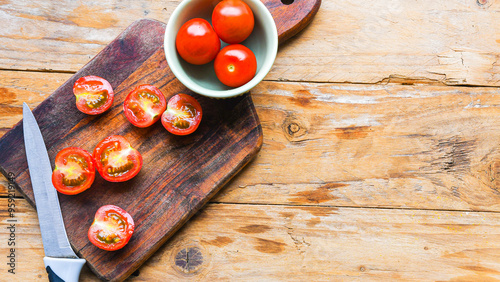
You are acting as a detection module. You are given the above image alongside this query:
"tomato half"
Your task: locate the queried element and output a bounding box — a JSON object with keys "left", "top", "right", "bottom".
{"left": 123, "top": 84, "right": 167, "bottom": 128}
{"left": 88, "top": 205, "right": 135, "bottom": 251}
{"left": 51, "top": 147, "right": 95, "bottom": 195}
{"left": 212, "top": 0, "right": 254, "bottom": 44}
{"left": 161, "top": 94, "right": 202, "bottom": 135}
{"left": 214, "top": 44, "right": 257, "bottom": 87}
{"left": 73, "top": 76, "right": 114, "bottom": 115}
{"left": 175, "top": 18, "right": 221, "bottom": 65}
{"left": 93, "top": 135, "right": 142, "bottom": 182}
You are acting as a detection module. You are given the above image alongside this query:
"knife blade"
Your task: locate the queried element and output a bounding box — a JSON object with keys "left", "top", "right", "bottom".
{"left": 23, "top": 103, "right": 86, "bottom": 282}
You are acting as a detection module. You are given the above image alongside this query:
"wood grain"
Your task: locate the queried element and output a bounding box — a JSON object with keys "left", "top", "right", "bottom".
{"left": 2, "top": 72, "right": 499, "bottom": 212}
{"left": 1, "top": 0, "right": 499, "bottom": 86}
{"left": 2, "top": 198, "right": 500, "bottom": 281}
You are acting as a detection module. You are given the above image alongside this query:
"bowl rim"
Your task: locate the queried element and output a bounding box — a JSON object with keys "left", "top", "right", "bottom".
{"left": 164, "top": 0, "right": 278, "bottom": 98}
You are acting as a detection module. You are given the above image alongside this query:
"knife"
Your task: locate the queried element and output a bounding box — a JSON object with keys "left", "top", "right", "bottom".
{"left": 23, "top": 103, "right": 86, "bottom": 282}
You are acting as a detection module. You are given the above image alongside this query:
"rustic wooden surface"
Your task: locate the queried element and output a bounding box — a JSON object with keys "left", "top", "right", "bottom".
{"left": 1, "top": 0, "right": 500, "bottom": 281}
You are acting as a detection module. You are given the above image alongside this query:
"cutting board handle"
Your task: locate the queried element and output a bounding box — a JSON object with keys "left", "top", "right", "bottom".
{"left": 264, "top": 0, "right": 321, "bottom": 44}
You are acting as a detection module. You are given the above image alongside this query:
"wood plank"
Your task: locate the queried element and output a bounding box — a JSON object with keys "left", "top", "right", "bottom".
{"left": 1, "top": 198, "right": 500, "bottom": 281}
{"left": 1, "top": 0, "right": 500, "bottom": 86}
{"left": 1, "top": 70, "right": 499, "bottom": 212}
{"left": 273, "top": 0, "right": 500, "bottom": 86}
{"left": 215, "top": 82, "right": 500, "bottom": 212}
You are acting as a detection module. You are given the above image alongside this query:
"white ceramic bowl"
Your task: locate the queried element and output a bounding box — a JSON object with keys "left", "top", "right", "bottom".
{"left": 165, "top": 0, "right": 278, "bottom": 98}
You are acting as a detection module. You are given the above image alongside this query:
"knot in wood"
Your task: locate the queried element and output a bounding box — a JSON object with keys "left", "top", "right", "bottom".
{"left": 174, "top": 247, "right": 204, "bottom": 274}
{"left": 282, "top": 116, "right": 308, "bottom": 142}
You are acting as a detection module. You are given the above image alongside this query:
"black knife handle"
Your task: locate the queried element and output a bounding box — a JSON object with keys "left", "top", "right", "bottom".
{"left": 46, "top": 266, "right": 65, "bottom": 282}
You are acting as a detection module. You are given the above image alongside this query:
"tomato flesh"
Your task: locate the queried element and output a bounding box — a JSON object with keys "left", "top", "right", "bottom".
{"left": 214, "top": 44, "right": 257, "bottom": 87}
{"left": 175, "top": 18, "right": 221, "bottom": 65}
{"left": 88, "top": 205, "right": 134, "bottom": 251}
{"left": 212, "top": 0, "right": 255, "bottom": 44}
{"left": 124, "top": 84, "right": 167, "bottom": 128}
{"left": 73, "top": 76, "right": 114, "bottom": 115}
{"left": 52, "top": 147, "right": 95, "bottom": 195}
{"left": 161, "top": 94, "right": 202, "bottom": 135}
{"left": 93, "top": 135, "right": 142, "bottom": 182}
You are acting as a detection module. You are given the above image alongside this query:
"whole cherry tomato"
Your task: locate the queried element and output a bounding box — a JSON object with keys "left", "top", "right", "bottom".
{"left": 73, "top": 76, "right": 114, "bottom": 115}
{"left": 214, "top": 44, "right": 257, "bottom": 87}
{"left": 51, "top": 147, "right": 95, "bottom": 195}
{"left": 212, "top": 0, "right": 254, "bottom": 44}
{"left": 93, "top": 135, "right": 142, "bottom": 182}
{"left": 123, "top": 84, "right": 167, "bottom": 128}
{"left": 161, "top": 94, "right": 202, "bottom": 135}
{"left": 175, "top": 18, "right": 221, "bottom": 65}
{"left": 88, "top": 205, "right": 135, "bottom": 251}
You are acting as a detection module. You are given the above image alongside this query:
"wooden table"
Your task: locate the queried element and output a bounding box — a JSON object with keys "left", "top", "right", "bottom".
{"left": 1, "top": 0, "right": 500, "bottom": 280}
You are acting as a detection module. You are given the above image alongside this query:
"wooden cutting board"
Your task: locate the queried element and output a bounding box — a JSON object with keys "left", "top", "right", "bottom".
{"left": 0, "top": 0, "right": 320, "bottom": 280}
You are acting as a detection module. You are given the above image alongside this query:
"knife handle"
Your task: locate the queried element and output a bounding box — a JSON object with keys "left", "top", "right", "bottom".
{"left": 44, "top": 257, "right": 86, "bottom": 282}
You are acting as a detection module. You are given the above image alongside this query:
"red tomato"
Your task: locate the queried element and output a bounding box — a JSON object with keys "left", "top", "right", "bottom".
{"left": 73, "top": 76, "right": 114, "bottom": 115}
{"left": 93, "top": 135, "right": 142, "bottom": 182}
{"left": 88, "top": 205, "right": 135, "bottom": 251}
{"left": 214, "top": 44, "right": 257, "bottom": 87}
{"left": 212, "top": 0, "right": 254, "bottom": 44}
{"left": 161, "top": 94, "right": 202, "bottom": 135}
{"left": 175, "top": 18, "right": 221, "bottom": 65}
{"left": 51, "top": 147, "right": 95, "bottom": 195}
{"left": 123, "top": 84, "right": 167, "bottom": 128}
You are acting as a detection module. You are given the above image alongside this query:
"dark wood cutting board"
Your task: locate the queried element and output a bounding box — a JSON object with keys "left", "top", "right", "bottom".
{"left": 0, "top": 0, "right": 320, "bottom": 280}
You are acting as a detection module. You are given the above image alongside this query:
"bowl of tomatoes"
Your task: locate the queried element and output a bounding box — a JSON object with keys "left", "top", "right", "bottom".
{"left": 164, "top": 0, "right": 278, "bottom": 98}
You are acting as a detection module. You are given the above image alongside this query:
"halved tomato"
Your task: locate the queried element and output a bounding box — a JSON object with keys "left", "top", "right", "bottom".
{"left": 51, "top": 147, "right": 95, "bottom": 195}
{"left": 161, "top": 94, "right": 203, "bottom": 135}
{"left": 93, "top": 135, "right": 142, "bottom": 182}
{"left": 123, "top": 84, "right": 167, "bottom": 128}
{"left": 73, "top": 76, "right": 114, "bottom": 115}
{"left": 88, "top": 205, "right": 135, "bottom": 251}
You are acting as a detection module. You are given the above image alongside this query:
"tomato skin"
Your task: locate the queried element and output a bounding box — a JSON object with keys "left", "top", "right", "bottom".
{"left": 73, "top": 76, "right": 114, "bottom": 115}
{"left": 161, "top": 94, "right": 202, "bottom": 136}
{"left": 88, "top": 205, "right": 135, "bottom": 251}
{"left": 176, "top": 18, "right": 221, "bottom": 65}
{"left": 214, "top": 44, "right": 257, "bottom": 88}
{"left": 93, "top": 135, "right": 142, "bottom": 182}
{"left": 123, "top": 84, "right": 167, "bottom": 128}
{"left": 212, "top": 0, "right": 254, "bottom": 44}
{"left": 51, "top": 147, "right": 95, "bottom": 195}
